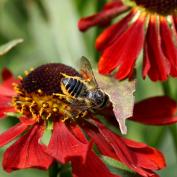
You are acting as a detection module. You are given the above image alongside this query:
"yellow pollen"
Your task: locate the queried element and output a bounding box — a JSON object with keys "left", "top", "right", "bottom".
{"left": 18, "top": 76, "right": 23, "bottom": 80}
{"left": 24, "top": 70, "right": 29, "bottom": 76}
{"left": 38, "top": 89, "right": 43, "bottom": 94}
{"left": 42, "top": 103, "right": 48, "bottom": 108}
{"left": 12, "top": 83, "right": 88, "bottom": 122}
{"left": 52, "top": 107, "right": 58, "bottom": 112}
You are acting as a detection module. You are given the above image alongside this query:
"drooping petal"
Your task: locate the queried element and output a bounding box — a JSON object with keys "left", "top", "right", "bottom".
{"left": 98, "top": 13, "right": 145, "bottom": 80}
{"left": 173, "top": 16, "right": 177, "bottom": 32}
{"left": 160, "top": 17, "right": 177, "bottom": 77}
{"left": 0, "top": 96, "right": 15, "bottom": 118}
{"left": 2, "top": 68, "right": 14, "bottom": 81}
{"left": 47, "top": 121, "right": 89, "bottom": 164}
{"left": 83, "top": 120, "right": 116, "bottom": 160}
{"left": 0, "top": 123, "right": 29, "bottom": 147}
{"left": 0, "top": 106, "right": 15, "bottom": 118}
{"left": 3, "top": 124, "right": 53, "bottom": 172}
{"left": 89, "top": 119, "right": 163, "bottom": 177}
{"left": 1, "top": 68, "right": 18, "bottom": 92}
{"left": 123, "top": 138, "right": 166, "bottom": 170}
{"left": 131, "top": 96, "right": 177, "bottom": 125}
{"left": 72, "top": 150, "right": 119, "bottom": 177}
{"left": 0, "top": 85, "right": 16, "bottom": 97}
{"left": 143, "top": 15, "right": 170, "bottom": 81}
{"left": 78, "top": 1, "right": 128, "bottom": 31}
{"left": 96, "top": 11, "right": 134, "bottom": 51}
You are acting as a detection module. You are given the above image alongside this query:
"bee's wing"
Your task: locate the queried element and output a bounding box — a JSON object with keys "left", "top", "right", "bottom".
{"left": 70, "top": 99, "right": 92, "bottom": 110}
{"left": 80, "top": 56, "right": 98, "bottom": 88}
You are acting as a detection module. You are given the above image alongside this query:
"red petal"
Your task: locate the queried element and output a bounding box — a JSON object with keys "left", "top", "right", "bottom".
{"left": 160, "top": 17, "right": 177, "bottom": 77}
{"left": 47, "top": 122, "right": 89, "bottom": 164}
{"left": 84, "top": 122, "right": 116, "bottom": 160}
{"left": 131, "top": 96, "right": 177, "bottom": 125}
{"left": 78, "top": 1, "right": 128, "bottom": 31}
{"left": 0, "top": 123, "right": 28, "bottom": 147}
{"left": 3, "top": 124, "right": 53, "bottom": 172}
{"left": 92, "top": 120, "right": 162, "bottom": 177}
{"left": 98, "top": 13, "right": 145, "bottom": 79}
{"left": 123, "top": 138, "right": 166, "bottom": 170}
{"left": 1, "top": 68, "right": 18, "bottom": 92}
{"left": 143, "top": 16, "right": 170, "bottom": 81}
{"left": 173, "top": 16, "right": 177, "bottom": 32}
{"left": 2, "top": 68, "right": 14, "bottom": 81}
{"left": 0, "top": 85, "right": 15, "bottom": 97}
{"left": 0, "top": 96, "right": 15, "bottom": 118}
{"left": 96, "top": 11, "right": 134, "bottom": 51}
{"left": 72, "top": 150, "right": 119, "bottom": 177}
{"left": 0, "top": 106, "right": 15, "bottom": 118}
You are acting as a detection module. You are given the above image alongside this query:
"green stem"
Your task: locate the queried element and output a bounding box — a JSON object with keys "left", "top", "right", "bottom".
{"left": 49, "top": 161, "right": 60, "bottom": 177}
{"left": 162, "top": 80, "right": 173, "bottom": 97}
{"left": 149, "top": 127, "right": 166, "bottom": 148}
{"left": 162, "top": 81, "right": 177, "bottom": 158}
{"left": 94, "top": 0, "right": 106, "bottom": 62}
{"left": 169, "top": 124, "right": 177, "bottom": 156}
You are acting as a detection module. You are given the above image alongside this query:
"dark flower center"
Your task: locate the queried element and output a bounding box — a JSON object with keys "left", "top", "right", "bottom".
{"left": 22, "top": 63, "right": 80, "bottom": 95}
{"left": 133, "top": 0, "right": 177, "bottom": 15}
{"left": 13, "top": 64, "right": 86, "bottom": 121}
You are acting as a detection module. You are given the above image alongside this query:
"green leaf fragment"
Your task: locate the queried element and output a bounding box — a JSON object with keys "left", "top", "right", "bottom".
{"left": 0, "top": 38, "right": 24, "bottom": 56}
{"left": 102, "top": 156, "right": 133, "bottom": 173}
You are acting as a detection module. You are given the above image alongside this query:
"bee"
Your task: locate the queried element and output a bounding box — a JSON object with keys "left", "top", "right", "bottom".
{"left": 60, "top": 56, "right": 109, "bottom": 111}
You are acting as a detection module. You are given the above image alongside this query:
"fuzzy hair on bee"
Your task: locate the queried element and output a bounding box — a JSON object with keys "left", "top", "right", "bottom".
{"left": 60, "top": 57, "right": 109, "bottom": 111}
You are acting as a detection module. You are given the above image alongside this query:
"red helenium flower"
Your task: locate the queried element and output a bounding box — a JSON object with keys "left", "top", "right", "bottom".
{"left": 99, "top": 96, "right": 177, "bottom": 126}
{"left": 0, "top": 66, "right": 165, "bottom": 177}
{"left": 78, "top": 0, "right": 177, "bottom": 81}
{"left": 131, "top": 96, "right": 177, "bottom": 125}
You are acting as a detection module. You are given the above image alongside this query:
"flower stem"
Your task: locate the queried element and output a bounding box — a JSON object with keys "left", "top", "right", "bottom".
{"left": 169, "top": 124, "right": 177, "bottom": 156}
{"left": 162, "top": 81, "right": 177, "bottom": 158}
{"left": 94, "top": 0, "right": 106, "bottom": 61}
{"left": 48, "top": 161, "right": 60, "bottom": 177}
{"left": 149, "top": 127, "right": 166, "bottom": 148}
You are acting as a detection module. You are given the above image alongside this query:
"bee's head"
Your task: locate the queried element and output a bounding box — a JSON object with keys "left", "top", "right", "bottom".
{"left": 87, "top": 89, "right": 108, "bottom": 109}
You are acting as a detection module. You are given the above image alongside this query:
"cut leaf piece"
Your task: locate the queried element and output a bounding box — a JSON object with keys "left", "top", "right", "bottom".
{"left": 95, "top": 71, "right": 136, "bottom": 134}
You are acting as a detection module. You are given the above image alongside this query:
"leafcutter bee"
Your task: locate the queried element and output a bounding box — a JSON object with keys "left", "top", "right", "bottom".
{"left": 60, "top": 56, "right": 109, "bottom": 111}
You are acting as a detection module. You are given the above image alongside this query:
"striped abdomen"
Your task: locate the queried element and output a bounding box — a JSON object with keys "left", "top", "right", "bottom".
{"left": 61, "top": 77, "right": 86, "bottom": 98}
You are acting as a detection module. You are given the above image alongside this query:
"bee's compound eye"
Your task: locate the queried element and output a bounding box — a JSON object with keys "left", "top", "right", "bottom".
{"left": 93, "top": 90, "right": 105, "bottom": 105}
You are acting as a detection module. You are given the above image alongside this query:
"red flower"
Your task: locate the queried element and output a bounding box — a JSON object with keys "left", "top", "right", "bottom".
{"left": 131, "top": 96, "right": 177, "bottom": 125}
{"left": 0, "top": 66, "right": 166, "bottom": 176}
{"left": 78, "top": 0, "right": 177, "bottom": 81}
{"left": 99, "top": 96, "right": 177, "bottom": 126}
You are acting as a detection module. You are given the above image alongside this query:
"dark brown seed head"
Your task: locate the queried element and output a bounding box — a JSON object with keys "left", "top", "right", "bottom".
{"left": 133, "top": 0, "right": 177, "bottom": 15}
{"left": 21, "top": 63, "right": 80, "bottom": 95}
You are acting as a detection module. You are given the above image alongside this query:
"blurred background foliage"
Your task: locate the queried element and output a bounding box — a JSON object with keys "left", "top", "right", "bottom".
{"left": 0, "top": 0, "right": 177, "bottom": 177}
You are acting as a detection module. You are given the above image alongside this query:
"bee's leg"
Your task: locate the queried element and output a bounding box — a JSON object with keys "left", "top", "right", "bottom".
{"left": 53, "top": 93, "right": 73, "bottom": 103}
{"left": 61, "top": 73, "right": 81, "bottom": 80}
{"left": 80, "top": 111, "right": 88, "bottom": 118}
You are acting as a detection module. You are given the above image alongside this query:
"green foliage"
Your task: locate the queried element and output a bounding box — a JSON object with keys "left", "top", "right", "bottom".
{"left": 0, "top": 0, "right": 176, "bottom": 177}
{"left": 0, "top": 39, "right": 23, "bottom": 56}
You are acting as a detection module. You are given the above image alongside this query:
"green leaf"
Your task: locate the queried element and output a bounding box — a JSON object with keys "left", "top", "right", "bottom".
{"left": 102, "top": 156, "right": 133, "bottom": 172}
{"left": 102, "top": 156, "right": 140, "bottom": 177}
{"left": 42, "top": 0, "right": 89, "bottom": 67}
{"left": 0, "top": 38, "right": 23, "bottom": 56}
{"left": 5, "top": 112, "right": 21, "bottom": 117}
